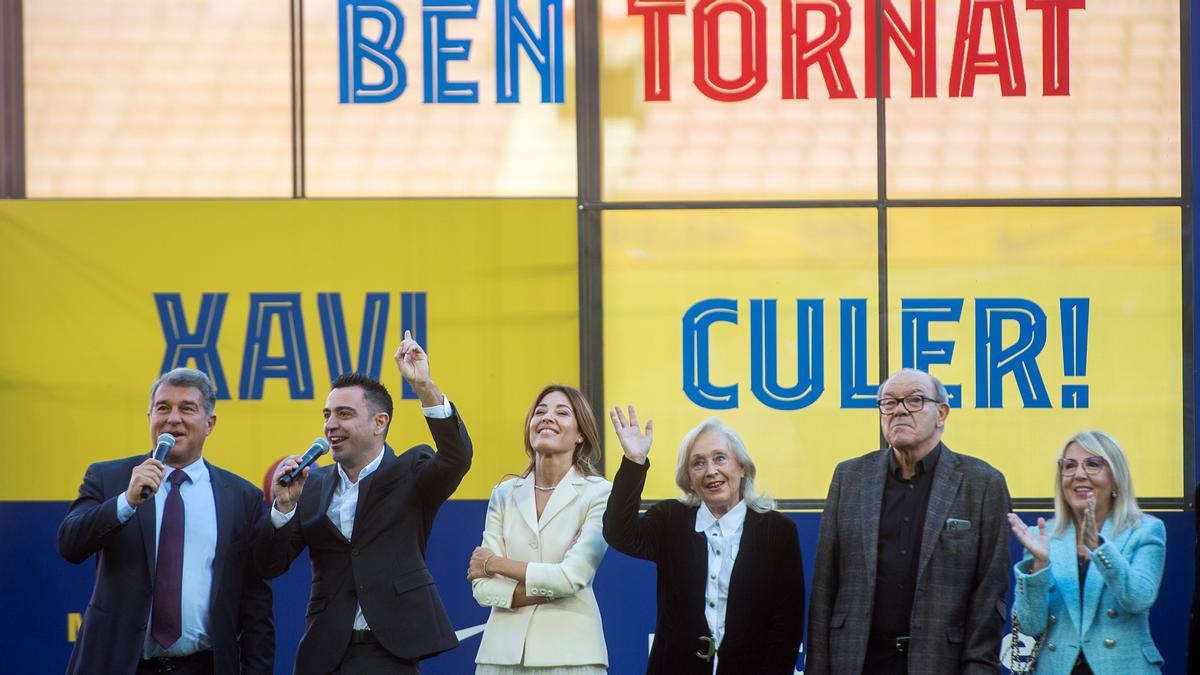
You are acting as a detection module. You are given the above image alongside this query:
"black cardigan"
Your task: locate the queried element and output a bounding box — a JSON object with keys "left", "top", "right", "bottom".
{"left": 603, "top": 456, "right": 805, "bottom": 674}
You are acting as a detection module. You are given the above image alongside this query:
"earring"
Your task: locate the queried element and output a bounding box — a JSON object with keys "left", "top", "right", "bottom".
{"left": 1111, "top": 490, "right": 1117, "bottom": 498}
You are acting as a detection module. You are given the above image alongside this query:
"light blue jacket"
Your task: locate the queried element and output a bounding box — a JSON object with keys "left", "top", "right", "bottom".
{"left": 1012, "top": 515, "right": 1166, "bottom": 673}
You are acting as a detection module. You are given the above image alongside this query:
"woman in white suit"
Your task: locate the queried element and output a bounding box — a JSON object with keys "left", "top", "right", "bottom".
{"left": 1008, "top": 431, "right": 1166, "bottom": 674}
{"left": 467, "top": 384, "right": 612, "bottom": 674}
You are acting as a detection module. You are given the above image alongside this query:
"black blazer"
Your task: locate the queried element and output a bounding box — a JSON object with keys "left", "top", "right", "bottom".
{"left": 57, "top": 455, "right": 274, "bottom": 675}
{"left": 255, "top": 409, "right": 472, "bottom": 675}
{"left": 603, "top": 457, "right": 805, "bottom": 674}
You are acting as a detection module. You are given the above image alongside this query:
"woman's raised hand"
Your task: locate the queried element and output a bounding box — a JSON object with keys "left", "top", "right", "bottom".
{"left": 610, "top": 405, "right": 653, "bottom": 464}
{"left": 1007, "top": 513, "right": 1050, "bottom": 572}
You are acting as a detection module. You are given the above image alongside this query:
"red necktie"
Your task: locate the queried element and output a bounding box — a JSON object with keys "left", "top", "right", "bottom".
{"left": 152, "top": 470, "right": 189, "bottom": 647}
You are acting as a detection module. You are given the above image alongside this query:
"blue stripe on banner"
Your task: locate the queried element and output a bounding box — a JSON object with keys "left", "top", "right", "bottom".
{"left": 1, "top": 502, "right": 1193, "bottom": 674}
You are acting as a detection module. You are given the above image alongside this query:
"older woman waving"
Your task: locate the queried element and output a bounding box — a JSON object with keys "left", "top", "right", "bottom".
{"left": 1008, "top": 431, "right": 1166, "bottom": 674}
{"left": 603, "top": 406, "right": 805, "bottom": 674}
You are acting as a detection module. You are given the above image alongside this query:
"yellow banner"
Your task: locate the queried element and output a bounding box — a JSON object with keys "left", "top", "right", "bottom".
{"left": 602, "top": 207, "right": 1183, "bottom": 502}
{"left": 0, "top": 200, "right": 579, "bottom": 501}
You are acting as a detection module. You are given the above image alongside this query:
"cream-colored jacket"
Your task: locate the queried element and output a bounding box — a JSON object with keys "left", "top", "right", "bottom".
{"left": 472, "top": 467, "right": 611, "bottom": 667}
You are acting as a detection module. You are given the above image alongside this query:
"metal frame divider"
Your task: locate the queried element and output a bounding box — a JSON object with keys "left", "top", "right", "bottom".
{"left": 0, "top": 0, "right": 25, "bottom": 198}
{"left": 576, "top": 0, "right": 605, "bottom": 469}
{"left": 290, "top": 0, "right": 307, "bottom": 198}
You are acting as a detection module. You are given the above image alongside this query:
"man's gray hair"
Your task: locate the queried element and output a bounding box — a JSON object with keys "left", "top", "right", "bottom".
{"left": 879, "top": 368, "right": 950, "bottom": 403}
{"left": 149, "top": 368, "right": 217, "bottom": 416}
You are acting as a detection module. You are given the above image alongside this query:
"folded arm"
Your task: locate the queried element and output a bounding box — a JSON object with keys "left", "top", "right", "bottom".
{"left": 524, "top": 482, "right": 611, "bottom": 599}
{"left": 470, "top": 486, "right": 549, "bottom": 609}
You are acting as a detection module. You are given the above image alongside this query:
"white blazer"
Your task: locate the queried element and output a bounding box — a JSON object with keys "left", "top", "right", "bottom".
{"left": 472, "top": 467, "right": 612, "bottom": 667}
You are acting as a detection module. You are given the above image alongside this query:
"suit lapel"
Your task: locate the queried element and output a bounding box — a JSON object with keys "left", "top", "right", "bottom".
{"left": 317, "top": 468, "right": 349, "bottom": 544}
{"left": 917, "top": 445, "right": 963, "bottom": 582}
{"left": 207, "top": 461, "right": 233, "bottom": 601}
{"left": 1050, "top": 525, "right": 1083, "bottom": 632}
{"left": 860, "top": 450, "right": 888, "bottom": 580}
{"left": 537, "top": 467, "right": 583, "bottom": 531}
{"left": 514, "top": 476, "right": 538, "bottom": 534}
{"left": 1081, "top": 519, "right": 1129, "bottom": 635}
{"left": 352, "top": 446, "right": 395, "bottom": 529}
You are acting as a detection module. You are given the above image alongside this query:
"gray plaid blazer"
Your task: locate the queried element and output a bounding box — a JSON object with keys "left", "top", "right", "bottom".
{"left": 805, "top": 444, "right": 1011, "bottom": 675}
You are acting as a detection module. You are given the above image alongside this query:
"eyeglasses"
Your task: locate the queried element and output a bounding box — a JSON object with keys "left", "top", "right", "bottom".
{"left": 876, "top": 395, "right": 942, "bottom": 414}
{"left": 1058, "top": 457, "right": 1106, "bottom": 476}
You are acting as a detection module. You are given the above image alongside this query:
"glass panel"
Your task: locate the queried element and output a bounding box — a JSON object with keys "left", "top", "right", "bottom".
{"left": 603, "top": 209, "right": 880, "bottom": 500}
{"left": 885, "top": 0, "right": 1181, "bottom": 198}
{"left": 887, "top": 207, "right": 1182, "bottom": 499}
{"left": 601, "top": 0, "right": 878, "bottom": 200}
{"left": 303, "top": 0, "right": 576, "bottom": 196}
{"left": 24, "top": 0, "right": 293, "bottom": 197}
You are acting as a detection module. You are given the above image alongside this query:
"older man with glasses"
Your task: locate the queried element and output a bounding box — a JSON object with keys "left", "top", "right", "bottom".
{"left": 806, "top": 368, "right": 1012, "bottom": 675}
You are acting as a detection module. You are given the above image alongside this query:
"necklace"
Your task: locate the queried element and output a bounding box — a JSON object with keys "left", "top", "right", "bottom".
{"left": 533, "top": 484, "right": 556, "bottom": 492}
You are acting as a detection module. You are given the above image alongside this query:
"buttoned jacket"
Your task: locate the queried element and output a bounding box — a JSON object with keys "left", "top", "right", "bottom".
{"left": 1013, "top": 515, "right": 1166, "bottom": 673}
{"left": 806, "top": 444, "right": 1011, "bottom": 675}
{"left": 472, "top": 467, "right": 611, "bottom": 667}
{"left": 254, "top": 409, "right": 472, "bottom": 675}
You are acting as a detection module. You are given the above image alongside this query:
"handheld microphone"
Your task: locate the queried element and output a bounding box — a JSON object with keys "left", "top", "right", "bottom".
{"left": 140, "top": 433, "right": 176, "bottom": 500}
{"left": 279, "top": 438, "right": 331, "bottom": 487}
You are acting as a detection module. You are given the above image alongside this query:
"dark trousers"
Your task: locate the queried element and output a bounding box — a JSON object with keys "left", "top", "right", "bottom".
{"left": 862, "top": 636, "right": 908, "bottom": 675}
{"left": 135, "top": 651, "right": 214, "bottom": 675}
{"left": 332, "top": 632, "right": 419, "bottom": 675}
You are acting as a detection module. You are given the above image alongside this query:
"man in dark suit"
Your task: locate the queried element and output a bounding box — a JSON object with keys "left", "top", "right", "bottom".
{"left": 256, "top": 330, "right": 472, "bottom": 674}
{"left": 58, "top": 367, "right": 274, "bottom": 675}
{"left": 806, "top": 368, "right": 1011, "bottom": 675}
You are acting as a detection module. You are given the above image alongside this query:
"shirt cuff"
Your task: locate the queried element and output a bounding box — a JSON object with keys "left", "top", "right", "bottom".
{"left": 422, "top": 396, "right": 452, "bottom": 419}
{"left": 116, "top": 492, "right": 135, "bottom": 523}
{"left": 271, "top": 501, "right": 297, "bottom": 528}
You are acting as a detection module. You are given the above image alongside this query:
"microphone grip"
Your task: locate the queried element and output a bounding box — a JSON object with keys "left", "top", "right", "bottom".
{"left": 278, "top": 442, "right": 328, "bottom": 487}
{"left": 139, "top": 438, "right": 173, "bottom": 501}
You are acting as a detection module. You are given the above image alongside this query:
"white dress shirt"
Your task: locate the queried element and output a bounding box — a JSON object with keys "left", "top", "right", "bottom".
{"left": 694, "top": 499, "right": 747, "bottom": 673}
{"left": 271, "top": 396, "right": 453, "bottom": 630}
{"left": 117, "top": 458, "right": 218, "bottom": 658}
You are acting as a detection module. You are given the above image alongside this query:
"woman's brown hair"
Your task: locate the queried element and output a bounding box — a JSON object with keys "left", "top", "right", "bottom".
{"left": 520, "top": 384, "right": 602, "bottom": 477}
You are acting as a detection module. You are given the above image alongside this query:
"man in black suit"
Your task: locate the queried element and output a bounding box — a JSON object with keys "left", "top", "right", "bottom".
{"left": 257, "top": 330, "right": 472, "bottom": 674}
{"left": 58, "top": 367, "right": 274, "bottom": 675}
